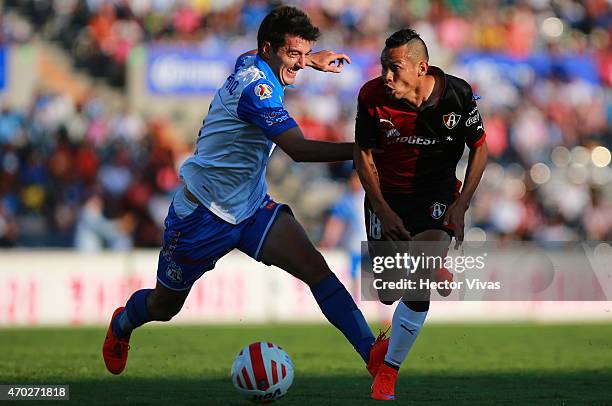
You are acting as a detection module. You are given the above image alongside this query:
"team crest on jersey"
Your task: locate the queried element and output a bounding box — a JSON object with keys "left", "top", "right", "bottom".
{"left": 255, "top": 83, "right": 273, "bottom": 100}
{"left": 429, "top": 202, "right": 447, "bottom": 219}
{"left": 166, "top": 262, "right": 183, "bottom": 283}
{"left": 442, "top": 112, "right": 461, "bottom": 129}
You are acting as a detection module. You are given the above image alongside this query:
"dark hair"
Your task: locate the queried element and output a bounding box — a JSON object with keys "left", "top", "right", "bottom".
{"left": 385, "top": 28, "right": 429, "bottom": 60}
{"left": 257, "top": 6, "right": 320, "bottom": 51}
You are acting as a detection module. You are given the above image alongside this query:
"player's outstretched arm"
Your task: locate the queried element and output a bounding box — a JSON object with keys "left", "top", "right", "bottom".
{"left": 354, "top": 145, "right": 411, "bottom": 241}
{"left": 273, "top": 126, "right": 353, "bottom": 162}
{"left": 443, "top": 140, "right": 488, "bottom": 248}
{"left": 237, "top": 49, "right": 350, "bottom": 73}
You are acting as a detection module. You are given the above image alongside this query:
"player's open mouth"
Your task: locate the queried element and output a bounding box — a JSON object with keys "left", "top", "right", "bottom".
{"left": 286, "top": 68, "right": 297, "bottom": 77}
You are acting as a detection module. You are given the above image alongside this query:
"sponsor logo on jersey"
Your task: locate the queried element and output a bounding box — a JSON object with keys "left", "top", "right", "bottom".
{"left": 255, "top": 83, "right": 273, "bottom": 100}
{"left": 379, "top": 118, "right": 401, "bottom": 139}
{"left": 379, "top": 118, "right": 438, "bottom": 145}
{"left": 443, "top": 112, "right": 461, "bottom": 129}
{"left": 389, "top": 135, "right": 439, "bottom": 145}
{"left": 263, "top": 110, "right": 290, "bottom": 126}
{"left": 429, "top": 202, "right": 447, "bottom": 219}
{"left": 465, "top": 112, "right": 480, "bottom": 127}
{"left": 385, "top": 129, "right": 401, "bottom": 138}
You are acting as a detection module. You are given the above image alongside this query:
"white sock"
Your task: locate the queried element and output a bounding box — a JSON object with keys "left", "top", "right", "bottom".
{"left": 384, "top": 302, "right": 428, "bottom": 368}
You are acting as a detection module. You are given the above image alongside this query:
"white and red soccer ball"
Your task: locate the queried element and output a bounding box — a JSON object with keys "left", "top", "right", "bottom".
{"left": 231, "top": 342, "right": 294, "bottom": 403}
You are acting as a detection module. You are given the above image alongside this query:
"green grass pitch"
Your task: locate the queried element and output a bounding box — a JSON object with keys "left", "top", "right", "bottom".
{"left": 1, "top": 323, "right": 611, "bottom": 405}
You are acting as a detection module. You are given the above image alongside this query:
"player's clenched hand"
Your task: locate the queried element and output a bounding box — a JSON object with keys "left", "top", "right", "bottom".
{"left": 444, "top": 200, "right": 468, "bottom": 249}
{"left": 307, "top": 50, "right": 351, "bottom": 73}
{"left": 378, "top": 209, "right": 411, "bottom": 241}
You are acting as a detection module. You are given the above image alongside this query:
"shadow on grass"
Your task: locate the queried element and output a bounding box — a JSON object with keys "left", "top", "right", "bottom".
{"left": 44, "top": 370, "right": 612, "bottom": 405}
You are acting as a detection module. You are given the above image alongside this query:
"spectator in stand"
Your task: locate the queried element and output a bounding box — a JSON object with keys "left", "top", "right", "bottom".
{"left": 583, "top": 186, "right": 612, "bottom": 240}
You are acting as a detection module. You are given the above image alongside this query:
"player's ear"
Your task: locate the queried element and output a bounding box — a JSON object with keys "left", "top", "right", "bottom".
{"left": 261, "top": 41, "right": 273, "bottom": 60}
{"left": 418, "top": 60, "right": 428, "bottom": 77}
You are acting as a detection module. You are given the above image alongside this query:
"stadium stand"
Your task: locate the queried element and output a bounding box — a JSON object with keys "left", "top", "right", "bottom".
{"left": 0, "top": 0, "right": 610, "bottom": 248}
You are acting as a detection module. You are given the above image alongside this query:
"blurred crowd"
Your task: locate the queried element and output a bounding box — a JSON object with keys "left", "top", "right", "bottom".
{"left": 0, "top": 90, "right": 188, "bottom": 248}
{"left": 3, "top": 0, "right": 612, "bottom": 86}
{"left": 0, "top": 0, "right": 611, "bottom": 249}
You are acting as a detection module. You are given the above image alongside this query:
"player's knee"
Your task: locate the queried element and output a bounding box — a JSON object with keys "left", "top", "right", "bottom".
{"left": 287, "top": 248, "right": 330, "bottom": 287}
{"left": 303, "top": 252, "right": 332, "bottom": 287}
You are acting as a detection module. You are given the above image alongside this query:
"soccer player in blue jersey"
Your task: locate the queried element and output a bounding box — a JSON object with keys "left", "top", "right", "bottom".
{"left": 102, "top": 6, "right": 389, "bottom": 381}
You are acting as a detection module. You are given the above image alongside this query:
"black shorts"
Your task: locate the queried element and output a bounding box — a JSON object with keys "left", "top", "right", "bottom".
{"left": 363, "top": 192, "right": 456, "bottom": 303}
{"left": 364, "top": 192, "right": 456, "bottom": 241}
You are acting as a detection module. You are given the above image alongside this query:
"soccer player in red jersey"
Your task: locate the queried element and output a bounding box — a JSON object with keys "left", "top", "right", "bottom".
{"left": 354, "top": 29, "right": 488, "bottom": 400}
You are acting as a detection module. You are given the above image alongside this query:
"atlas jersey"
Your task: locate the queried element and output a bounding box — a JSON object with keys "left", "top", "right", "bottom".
{"left": 355, "top": 66, "right": 486, "bottom": 195}
{"left": 180, "top": 54, "right": 297, "bottom": 224}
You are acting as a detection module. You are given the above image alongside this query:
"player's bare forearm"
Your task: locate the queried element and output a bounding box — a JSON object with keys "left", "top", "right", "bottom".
{"left": 456, "top": 141, "right": 488, "bottom": 208}
{"left": 248, "top": 49, "right": 350, "bottom": 73}
{"left": 444, "top": 141, "right": 487, "bottom": 248}
{"left": 354, "top": 145, "right": 411, "bottom": 240}
{"left": 354, "top": 146, "right": 391, "bottom": 214}
{"left": 274, "top": 127, "right": 353, "bottom": 162}
{"left": 296, "top": 140, "right": 354, "bottom": 162}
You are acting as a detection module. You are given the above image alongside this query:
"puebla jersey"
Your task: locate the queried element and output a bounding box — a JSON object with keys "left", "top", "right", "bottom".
{"left": 355, "top": 66, "right": 486, "bottom": 195}
{"left": 180, "top": 54, "right": 297, "bottom": 224}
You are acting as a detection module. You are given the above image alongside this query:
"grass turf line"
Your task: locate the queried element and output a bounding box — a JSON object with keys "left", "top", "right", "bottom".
{"left": 1, "top": 323, "right": 611, "bottom": 405}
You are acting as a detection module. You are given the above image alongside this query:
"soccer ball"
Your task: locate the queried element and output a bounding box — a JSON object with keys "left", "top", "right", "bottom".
{"left": 231, "top": 342, "right": 294, "bottom": 403}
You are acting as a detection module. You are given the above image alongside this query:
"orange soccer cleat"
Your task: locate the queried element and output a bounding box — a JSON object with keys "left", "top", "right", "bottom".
{"left": 366, "top": 327, "right": 390, "bottom": 377}
{"left": 102, "top": 307, "right": 131, "bottom": 375}
{"left": 371, "top": 363, "right": 398, "bottom": 401}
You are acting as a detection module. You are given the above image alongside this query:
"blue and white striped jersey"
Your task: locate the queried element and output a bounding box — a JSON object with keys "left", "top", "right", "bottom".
{"left": 180, "top": 54, "right": 298, "bottom": 224}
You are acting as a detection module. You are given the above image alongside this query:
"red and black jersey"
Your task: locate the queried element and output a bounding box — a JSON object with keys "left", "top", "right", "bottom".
{"left": 355, "top": 66, "right": 486, "bottom": 195}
